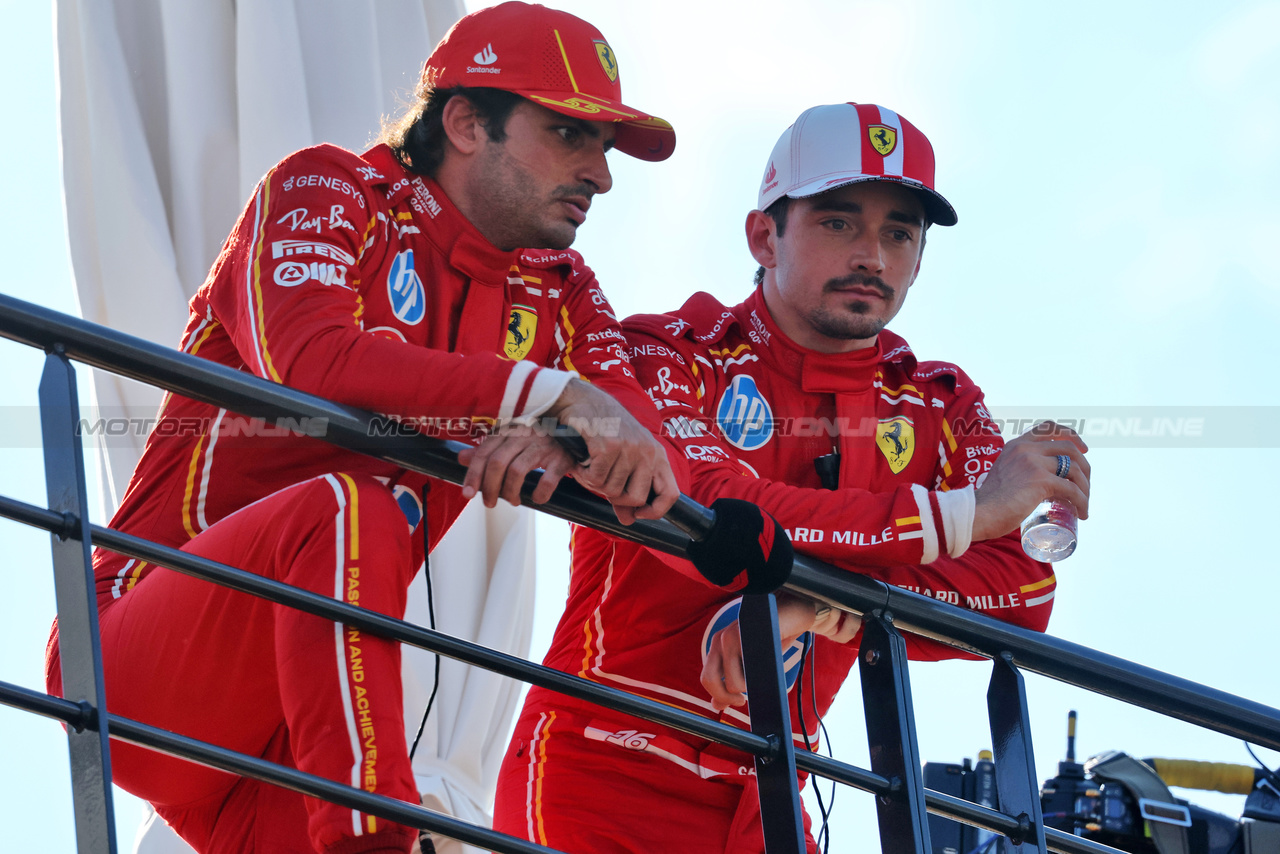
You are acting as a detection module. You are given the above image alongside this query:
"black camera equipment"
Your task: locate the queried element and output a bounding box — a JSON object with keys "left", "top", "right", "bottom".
{"left": 923, "top": 748, "right": 1000, "bottom": 854}
{"left": 924, "top": 711, "right": 1280, "bottom": 854}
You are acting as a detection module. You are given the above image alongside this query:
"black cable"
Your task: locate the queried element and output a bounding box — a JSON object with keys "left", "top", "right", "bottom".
{"left": 409, "top": 487, "right": 441, "bottom": 854}
{"left": 1245, "top": 742, "right": 1280, "bottom": 788}
{"left": 409, "top": 486, "right": 439, "bottom": 761}
{"left": 807, "top": 635, "right": 834, "bottom": 854}
{"left": 962, "top": 836, "right": 1000, "bottom": 854}
{"left": 794, "top": 633, "right": 832, "bottom": 854}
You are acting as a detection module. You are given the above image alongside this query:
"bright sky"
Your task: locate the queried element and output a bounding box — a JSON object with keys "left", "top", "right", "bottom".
{"left": 2, "top": 0, "right": 1279, "bottom": 851}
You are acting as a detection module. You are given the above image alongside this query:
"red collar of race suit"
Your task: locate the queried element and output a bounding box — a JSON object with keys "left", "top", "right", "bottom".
{"left": 735, "top": 287, "right": 918, "bottom": 393}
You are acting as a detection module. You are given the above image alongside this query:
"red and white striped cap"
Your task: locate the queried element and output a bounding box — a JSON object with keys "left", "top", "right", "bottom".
{"left": 758, "top": 103, "right": 956, "bottom": 226}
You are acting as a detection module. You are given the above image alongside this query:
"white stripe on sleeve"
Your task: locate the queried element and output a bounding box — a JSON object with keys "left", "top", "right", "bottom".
{"left": 518, "top": 368, "right": 576, "bottom": 420}
{"left": 937, "top": 485, "right": 976, "bottom": 558}
{"left": 498, "top": 361, "right": 540, "bottom": 421}
{"left": 243, "top": 184, "right": 270, "bottom": 378}
{"left": 910, "top": 484, "right": 940, "bottom": 564}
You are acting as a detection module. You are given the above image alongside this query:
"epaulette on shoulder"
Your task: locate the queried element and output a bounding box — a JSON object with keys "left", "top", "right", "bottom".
{"left": 625, "top": 291, "right": 740, "bottom": 347}
{"left": 910, "top": 359, "right": 973, "bottom": 393}
{"left": 280, "top": 143, "right": 364, "bottom": 176}
{"left": 517, "top": 247, "right": 592, "bottom": 283}
{"left": 880, "top": 332, "right": 968, "bottom": 392}
{"left": 270, "top": 144, "right": 397, "bottom": 208}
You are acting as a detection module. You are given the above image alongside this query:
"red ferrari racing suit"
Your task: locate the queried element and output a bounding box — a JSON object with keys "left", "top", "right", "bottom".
{"left": 494, "top": 289, "right": 1056, "bottom": 854}
{"left": 44, "top": 143, "right": 659, "bottom": 854}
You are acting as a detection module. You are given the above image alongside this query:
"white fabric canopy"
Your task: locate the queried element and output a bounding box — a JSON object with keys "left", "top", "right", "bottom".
{"left": 54, "top": 2, "right": 537, "bottom": 852}
{"left": 57, "top": 0, "right": 464, "bottom": 506}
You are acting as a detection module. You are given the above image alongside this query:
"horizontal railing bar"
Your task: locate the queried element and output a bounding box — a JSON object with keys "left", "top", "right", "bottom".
{"left": 1045, "top": 828, "right": 1124, "bottom": 854}
{"left": 0, "top": 678, "right": 93, "bottom": 728}
{"left": 0, "top": 680, "right": 566, "bottom": 854}
{"left": 788, "top": 560, "right": 1280, "bottom": 751}
{"left": 794, "top": 750, "right": 891, "bottom": 793}
{"left": 0, "top": 492, "right": 771, "bottom": 758}
{"left": 922, "top": 789, "right": 1122, "bottom": 854}
{"left": 2, "top": 680, "right": 1117, "bottom": 854}
{"left": 0, "top": 493, "right": 73, "bottom": 537}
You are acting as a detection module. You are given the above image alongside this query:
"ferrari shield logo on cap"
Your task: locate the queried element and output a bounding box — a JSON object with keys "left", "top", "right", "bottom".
{"left": 505, "top": 306, "right": 538, "bottom": 361}
{"left": 594, "top": 40, "right": 619, "bottom": 83}
{"left": 875, "top": 416, "right": 914, "bottom": 474}
{"left": 868, "top": 124, "right": 898, "bottom": 156}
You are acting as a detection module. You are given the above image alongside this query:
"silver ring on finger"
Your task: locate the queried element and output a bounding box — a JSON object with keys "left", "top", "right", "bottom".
{"left": 1055, "top": 454, "right": 1071, "bottom": 479}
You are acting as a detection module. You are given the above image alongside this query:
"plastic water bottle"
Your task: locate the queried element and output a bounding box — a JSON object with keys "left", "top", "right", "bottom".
{"left": 1020, "top": 500, "right": 1077, "bottom": 562}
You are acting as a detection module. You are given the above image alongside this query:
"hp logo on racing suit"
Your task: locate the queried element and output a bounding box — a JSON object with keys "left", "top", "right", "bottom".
{"left": 387, "top": 250, "right": 426, "bottom": 326}
{"left": 716, "top": 374, "right": 774, "bottom": 451}
{"left": 391, "top": 484, "right": 423, "bottom": 533}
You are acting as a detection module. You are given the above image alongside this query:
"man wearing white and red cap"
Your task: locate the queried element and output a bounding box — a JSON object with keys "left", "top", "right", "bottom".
{"left": 493, "top": 103, "right": 1091, "bottom": 852}
{"left": 43, "top": 4, "right": 685, "bottom": 853}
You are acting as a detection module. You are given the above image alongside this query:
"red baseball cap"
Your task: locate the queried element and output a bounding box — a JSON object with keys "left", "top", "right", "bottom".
{"left": 758, "top": 103, "right": 956, "bottom": 226}
{"left": 423, "top": 2, "right": 675, "bottom": 162}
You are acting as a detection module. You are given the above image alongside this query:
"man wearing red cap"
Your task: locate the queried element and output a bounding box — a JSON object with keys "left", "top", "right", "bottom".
{"left": 43, "top": 4, "right": 682, "bottom": 853}
{"left": 493, "top": 103, "right": 1091, "bottom": 852}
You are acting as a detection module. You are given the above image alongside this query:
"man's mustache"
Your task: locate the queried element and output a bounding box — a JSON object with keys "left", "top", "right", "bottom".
{"left": 824, "top": 273, "right": 893, "bottom": 300}
{"left": 555, "top": 184, "right": 597, "bottom": 203}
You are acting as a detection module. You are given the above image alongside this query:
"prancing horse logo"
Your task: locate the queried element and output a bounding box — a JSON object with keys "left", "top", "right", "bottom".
{"left": 875, "top": 416, "right": 914, "bottom": 474}
{"left": 868, "top": 124, "right": 898, "bottom": 156}
{"left": 505, "top": 306, "right": 537, "bottom": 360}
{"left": 594, "top": 40, "right": 619, "bottom": 83}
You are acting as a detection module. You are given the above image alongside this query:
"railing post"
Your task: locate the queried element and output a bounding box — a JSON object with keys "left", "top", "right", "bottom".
{"left": 39, "top": 348, "right": 118, "bottom": 854}
{"left": 859, "top": 610, "right": 930, "bottom": 854}
{"left": 987, "top": 653, "right": 1047, "bottom": 853}
{"left": 739, "top": 593, "right": 806, "bottom": 854}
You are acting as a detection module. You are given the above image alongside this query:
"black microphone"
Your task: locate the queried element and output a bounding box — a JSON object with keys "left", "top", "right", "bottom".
{"left": 814, "top": 452, "right": 840, "bottom": 490}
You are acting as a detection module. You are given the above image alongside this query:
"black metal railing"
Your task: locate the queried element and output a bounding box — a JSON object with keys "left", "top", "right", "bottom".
{"left": 2, "top": 291, "right": 1276, "bottom": 854}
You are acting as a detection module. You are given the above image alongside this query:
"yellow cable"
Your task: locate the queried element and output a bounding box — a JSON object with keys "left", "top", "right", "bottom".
{"left": 1151, "top": 758, "right": 1256, "bottom": 794}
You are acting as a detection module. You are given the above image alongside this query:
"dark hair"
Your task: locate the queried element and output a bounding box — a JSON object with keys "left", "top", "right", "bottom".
{"left": 378, "top": 85, "right": 524, "bottom": 177}
{"left": 753, "top": 196, "right": 792, "bottom": 287}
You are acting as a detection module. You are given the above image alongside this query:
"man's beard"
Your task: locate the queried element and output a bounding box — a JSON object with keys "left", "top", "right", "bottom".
{"left": 470, "top": 146, "right": 592, "bottom": 250}
{"left": 806, "top": 274, "right": 895, "bottom": 341}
